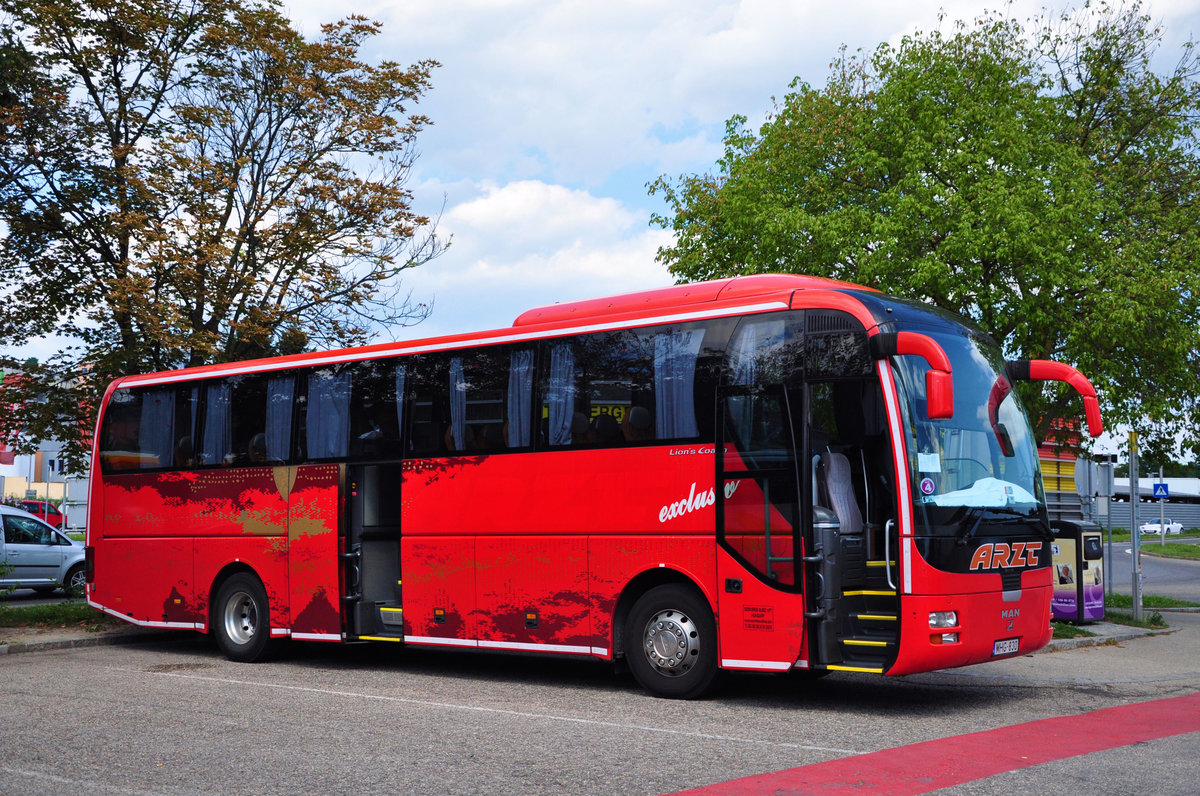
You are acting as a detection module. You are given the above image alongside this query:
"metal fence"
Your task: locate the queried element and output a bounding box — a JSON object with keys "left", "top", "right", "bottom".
{"left": 1092, "top": 500, "right": 1200, "bottom": 533}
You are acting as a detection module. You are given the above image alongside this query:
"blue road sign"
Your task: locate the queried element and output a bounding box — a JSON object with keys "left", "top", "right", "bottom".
{"left": 1153, "top": 483, "right": 1169, "bottom": 499}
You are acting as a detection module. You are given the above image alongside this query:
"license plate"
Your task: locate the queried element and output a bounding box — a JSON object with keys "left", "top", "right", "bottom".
{"left": 992, "top": 638, "right": 1020, "bottom": 657}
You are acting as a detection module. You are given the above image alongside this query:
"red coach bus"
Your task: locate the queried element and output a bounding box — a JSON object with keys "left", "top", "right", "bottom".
{"left": 86, "top": 274, "right": 1102, "bottom": 698}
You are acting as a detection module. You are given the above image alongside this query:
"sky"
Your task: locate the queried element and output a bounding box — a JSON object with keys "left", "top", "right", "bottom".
{"left": 7, "top": 0, "right": 1199, "bottom": 361}
{"left": 276, "top": 0, "right": 1200, "bottom": 344}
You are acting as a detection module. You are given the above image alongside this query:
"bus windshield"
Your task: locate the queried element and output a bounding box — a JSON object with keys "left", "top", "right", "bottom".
{"left": 891, "top": 330, "right": 1047, "bottom": 538}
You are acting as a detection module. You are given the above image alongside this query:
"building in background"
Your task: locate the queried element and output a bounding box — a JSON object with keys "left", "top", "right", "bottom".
{"left": 0, "top": 369, "right": 89, "bottom": 529}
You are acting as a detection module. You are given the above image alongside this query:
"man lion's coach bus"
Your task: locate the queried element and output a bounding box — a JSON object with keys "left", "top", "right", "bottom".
{"left": 86, "top": 274, "right": 1102, "bottom": 698}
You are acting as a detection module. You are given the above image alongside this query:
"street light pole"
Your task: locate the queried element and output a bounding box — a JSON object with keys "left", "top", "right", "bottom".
{"left": 1129, "top": 432, "right": 1143, "bottom": 622}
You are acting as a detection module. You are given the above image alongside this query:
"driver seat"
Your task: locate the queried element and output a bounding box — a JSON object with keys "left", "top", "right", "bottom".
{"left": 821, "top": 450, "right": 863, "bottom": 536}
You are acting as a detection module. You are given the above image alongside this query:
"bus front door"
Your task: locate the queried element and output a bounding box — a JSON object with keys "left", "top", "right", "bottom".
{"left": 344, "top": 463, "right": 405, "bottom": 640}
{"left": 805, "top": 379, "right": 901, "bottom": 674}
{"left": 716, "top": 386, "right": 812, "bottom": 672}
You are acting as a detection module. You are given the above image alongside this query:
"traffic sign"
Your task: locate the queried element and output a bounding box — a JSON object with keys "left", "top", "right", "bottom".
{"left": 1153, "top": 483, "right": 1169, "bottom": 499}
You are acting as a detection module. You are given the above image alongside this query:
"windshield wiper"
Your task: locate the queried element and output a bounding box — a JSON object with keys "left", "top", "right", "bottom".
{"left": 954, "top": 506, "right": 1036, "bottom": 546}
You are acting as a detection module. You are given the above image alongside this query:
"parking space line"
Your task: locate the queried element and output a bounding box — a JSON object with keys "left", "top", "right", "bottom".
{"left": 673, "top": 691, "right": 1200, "bottom": 794}
{"left": 115, "top": 666, "right": 862, "bottom": 756}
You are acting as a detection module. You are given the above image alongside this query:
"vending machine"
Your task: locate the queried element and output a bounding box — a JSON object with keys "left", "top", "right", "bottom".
{"left": 1051, "top": 520, "right": 1105, "bottom": 623}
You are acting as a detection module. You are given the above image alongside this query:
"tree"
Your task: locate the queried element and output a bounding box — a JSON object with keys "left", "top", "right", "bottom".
{"left": 650, "top": 2, "right": 1200, "bottom": 463}
{"left": 0, "top": 0, "right": 443, "bottom": 471}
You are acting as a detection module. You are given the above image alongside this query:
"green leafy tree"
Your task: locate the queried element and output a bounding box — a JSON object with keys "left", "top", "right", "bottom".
{"left": 0, "top": 0, "right": 443, "bottom": 471}
{"left": 651, "top": 2, "right": 1200, "bottom": 459}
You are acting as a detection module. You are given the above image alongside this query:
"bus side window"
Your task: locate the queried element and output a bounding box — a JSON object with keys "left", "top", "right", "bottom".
{"left": 445, "top": 346, "right": 533, "bottom": 454}
{"left": 198, "top": 380, "right": 232, "bottom": 466}
{"left": 303, "top": 367, "right": 351, "bottom": 461}
{"left": 539, "top": 323, "right": 709, "bottom": 450}
{"left": 264, "top": 375, "right": 294, "bottom": 464}
{"left": 98, "top": 386, "right": 183, "bottom": 472}
{"left": 228, "top": 376, "right": 269, "bottom": 466}
{"left": 173, "top": 385, "right": 199, "bottom": 468}
{"left": 349, "top": 359, "right": 404, "bottom": 461}
{"left": 408, "top": 355, "right": 450, "bottom": 457}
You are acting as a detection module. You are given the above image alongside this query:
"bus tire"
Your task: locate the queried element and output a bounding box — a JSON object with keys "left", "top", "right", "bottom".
{"left": 625, "top": 583, "right": 718, "bottom": 699}
{"left": 213, "top": 573, "right": 273, "bottom": 662}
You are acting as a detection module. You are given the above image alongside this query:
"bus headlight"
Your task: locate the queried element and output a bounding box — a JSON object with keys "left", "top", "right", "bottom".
{"left": 929, "top": 611, "right": 958, "bottom": 628}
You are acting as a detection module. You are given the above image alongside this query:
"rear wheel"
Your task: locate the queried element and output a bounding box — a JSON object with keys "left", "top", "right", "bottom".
{"left": 213, "top": 573, "right": 273, "bottom": 662}
{"left": 625, "top": 584, "right": 718, "bottom": 699}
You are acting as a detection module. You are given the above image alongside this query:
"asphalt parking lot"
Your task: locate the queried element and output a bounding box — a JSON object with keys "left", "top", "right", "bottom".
{"left": 1, "top": 610, "right": 1198, "bottom": 795}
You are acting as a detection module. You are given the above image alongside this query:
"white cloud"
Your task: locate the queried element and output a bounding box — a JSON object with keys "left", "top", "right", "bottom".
{"left": 12, "top": 1, "right": 1195, "bottom": 362}
{"left": 275, "top": 0, "right": 1200, "bottom": 344}
{"left": 391, "top": 179, "right": 673, "bottom": 339}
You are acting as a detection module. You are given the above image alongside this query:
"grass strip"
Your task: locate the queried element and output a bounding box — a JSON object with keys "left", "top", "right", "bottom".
{"left": 1106, "top": 593, "right": 1200, "bottom": 609}
{"left": 0, "top": 600, "right": 124, "bottom": 631}
{"left": 1051, "top": 621, "right": 1096, "bottom": 639}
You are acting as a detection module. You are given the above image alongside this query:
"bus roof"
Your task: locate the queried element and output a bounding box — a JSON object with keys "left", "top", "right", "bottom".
{"left": 112, "top": 273, "right": 875, "bottom": 389}
{"left": 512, "top": 273, "right": 875, "bottom": 327}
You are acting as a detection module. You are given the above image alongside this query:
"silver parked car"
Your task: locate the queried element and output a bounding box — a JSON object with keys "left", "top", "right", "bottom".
{"left": 1, "top": 504, "right": 86, "bottom": 596}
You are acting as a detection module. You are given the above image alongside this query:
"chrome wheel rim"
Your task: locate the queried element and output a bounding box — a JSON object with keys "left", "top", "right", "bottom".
{"left": 222, "top": 590, "right": 258, "bottom": 646}
{"left": 67, "top": 569, "right": 86, "bottom": 594}
{"left": 642, "top": 608, "right": 700, "bottom": 678}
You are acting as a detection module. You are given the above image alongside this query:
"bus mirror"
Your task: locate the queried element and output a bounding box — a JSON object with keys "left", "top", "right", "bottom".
{"left": 986, "top": 376, "right": 1016, "bottom": 455}
{"left": 872, "top": 332, "right": 954, "bottom": 420}
{"left": 925, "top": 369, "right": 954, "bottom": 420}
{"left": 1006, "top": 360, "right": 1104, "bottom": 438}
{"left": 994, "top": 422, "right": 1015, "bottom": 458}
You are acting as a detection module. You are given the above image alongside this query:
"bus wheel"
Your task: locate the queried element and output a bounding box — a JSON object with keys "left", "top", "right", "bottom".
{"left": 625, "top": 584, "right": 718, "bottom": 699}
{"left": 213, "top": 573, "right": 273, "bottom": 662}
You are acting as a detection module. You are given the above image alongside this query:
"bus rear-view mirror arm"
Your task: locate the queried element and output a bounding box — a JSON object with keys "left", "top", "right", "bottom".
{"left": 872, "top": 332, "right": 954, "bottom": 420}
{"left": 1005, "top": 359, "right": 1104, "bottom": 438}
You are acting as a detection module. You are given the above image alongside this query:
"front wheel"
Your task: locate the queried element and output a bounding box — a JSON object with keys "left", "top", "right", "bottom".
{"left": 213, "top": 573, "right": 273, "bottom": 662}
{"left": 625, "top": 584, "right": 718, "bottom": 699}
{"left": 63, "top": 565, "right": 86, "bottom": 598}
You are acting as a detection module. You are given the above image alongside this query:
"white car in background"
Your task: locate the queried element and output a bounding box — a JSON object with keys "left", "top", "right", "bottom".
{"left": 1138, "top": 518, "right": 1183, "bottom": 535}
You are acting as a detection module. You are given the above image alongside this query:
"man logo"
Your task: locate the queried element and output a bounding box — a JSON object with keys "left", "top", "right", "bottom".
{"left": 969, "top": 542, "right": 1042, "bottom": 570}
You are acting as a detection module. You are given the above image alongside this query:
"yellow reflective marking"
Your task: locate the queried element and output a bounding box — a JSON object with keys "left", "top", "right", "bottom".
{"left": 856, "top": 614, "right": 898, "bottom": 621}
{"left": 844, "top": 639, "right": 890, "bottom": 647}
{"left": 826, "top": 664, "right": 885, "bottom": 673}
{"left": 866, "top": 560, "right": 896, "bottom": 567}
{"left": 843, "top": 589, "right": 897, "bottom": 597}
{"left": 359, "top": 636, "right": 403, "bottom": 642}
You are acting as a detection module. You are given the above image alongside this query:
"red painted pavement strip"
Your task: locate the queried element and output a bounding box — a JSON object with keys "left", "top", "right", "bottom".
{"left": 675, "top": 691, "right": 1200, "bottom": 796}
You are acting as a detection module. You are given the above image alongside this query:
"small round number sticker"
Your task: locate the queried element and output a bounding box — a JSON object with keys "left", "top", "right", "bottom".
{"left": 919, "top": 477, "right": 936, "bottom": 496}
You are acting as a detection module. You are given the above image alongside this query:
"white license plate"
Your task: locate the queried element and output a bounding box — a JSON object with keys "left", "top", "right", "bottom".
{"left": 992, "top": 638, "right": 1020, "bottom": 657}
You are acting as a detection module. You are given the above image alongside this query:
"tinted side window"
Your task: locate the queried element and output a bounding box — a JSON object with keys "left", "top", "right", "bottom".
{"left": 407, "top": 346, "right": 533, "bottom": 457}
{"left": 193, "top": 374, "right": 290, "bottom": 467}
{"left": 408, "top": 355, "right": 449, "bottom": 457}
{"left": 348, "top": 359, "right": 405, "bottom": 461}
{"left": 541, "top": 322, "right": 717, "bottom": 449}
{"left": 99, "top": 387, "right": 176, "bottom": 472}
{"left": 727, "top": 312, "right": 805, "bottom": 388}
{"left": 297, "top": 367, "right": 351, "bottom": 461}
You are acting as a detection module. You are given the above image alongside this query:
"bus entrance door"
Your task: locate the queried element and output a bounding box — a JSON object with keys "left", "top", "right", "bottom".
{"left": 805, "top": 378, "right": 901, "bottom": 674}
{"left": 716, "top": 386, "right": 811, "bottom": 671}
{"left": 344, "top": 463, "right": 405, "bottom": 640}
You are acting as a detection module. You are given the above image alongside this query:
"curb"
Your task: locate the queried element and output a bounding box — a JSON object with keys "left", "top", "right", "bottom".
{"left": 1042, "top": 623, "right": 1176, "bottom": 652}
{"left": 0, "top": 629, "right": 184, "bottom": 656}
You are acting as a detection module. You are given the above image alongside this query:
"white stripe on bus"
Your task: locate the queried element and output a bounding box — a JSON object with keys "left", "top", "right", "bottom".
{"left": 118, "top": 301, "right": 790, "bottom": 387}
{"left": 720, "top": 659, "right": 793, "bottom": 671}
